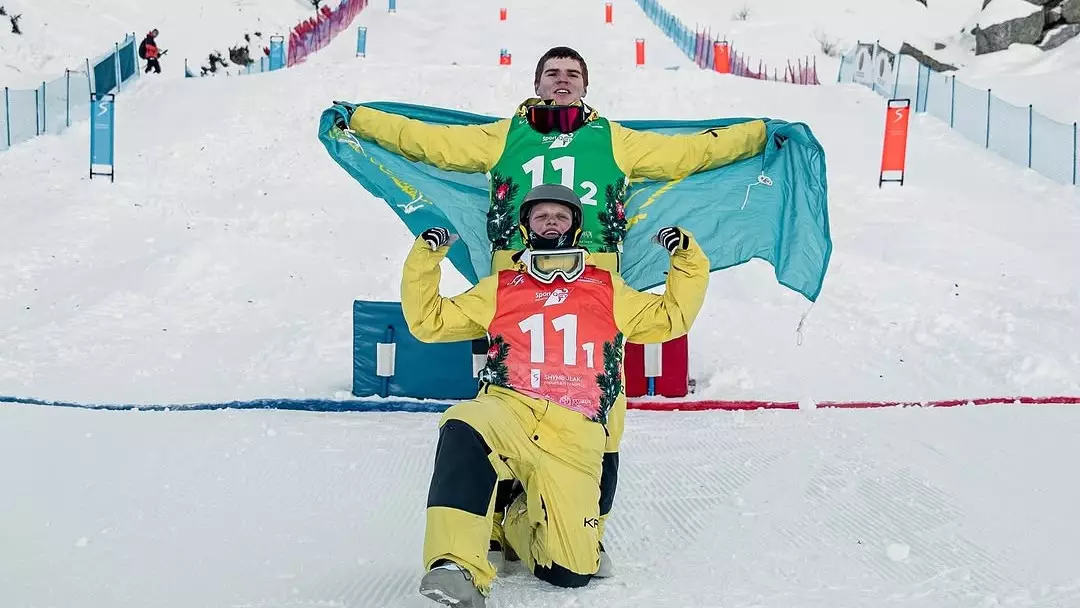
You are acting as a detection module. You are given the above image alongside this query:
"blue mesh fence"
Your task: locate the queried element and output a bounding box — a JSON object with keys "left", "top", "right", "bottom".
{"left": 1, "top": 34, "right": 137, "bottom": 152}
{"left": 953, "top": 79, "right": 989, "bottom": 147}
{"left": 635, "top": 0, "right": 697, "bottom": 64}
{"left": 838, "top": 46, "right": 1078, "bottom": 187}
{"left": 1031, "top": 112, "right": 1076, "bottom": 186}
{"left": 925, "top": 69, "right": 952, "bottom": 125}
{"left": 987, "top": 97, "right": 1030, "bottom": 169}
{"left": 5, "top": 88, "right": 39, "bottom": 147}
{"left": 92, "top": 55, "right": 119, "bottom": 98}
{"left": 119, "top": 39, "right": 138, "bottom": 83}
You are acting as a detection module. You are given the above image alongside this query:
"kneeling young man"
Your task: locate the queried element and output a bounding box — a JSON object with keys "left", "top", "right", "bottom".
{"left": 401, "top": 184, "right": 709, "bottom": 607}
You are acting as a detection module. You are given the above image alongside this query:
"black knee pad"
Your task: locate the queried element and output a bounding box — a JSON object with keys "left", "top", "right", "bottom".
{"left": 599, "top": 452, "right": 619, "bottom": 516}
{"left": 427, "top": 419, "right": 497, "bottom": 516}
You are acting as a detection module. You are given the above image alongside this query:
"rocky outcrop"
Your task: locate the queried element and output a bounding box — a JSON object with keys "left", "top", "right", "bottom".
{"left": 1064, "top": 0, "right": 1080, "bottom": 22}
{"left": 975, "top": 2, "right": 1046, "bottom": 54}
{"left": 899, "top": 42, "right": 959, "bottom": 72}
{"left": 1039, "top": 22, "right": 1080, "bottom": 47}
{"left": 973, "top": 0, "right": 1080, "bottom": 54}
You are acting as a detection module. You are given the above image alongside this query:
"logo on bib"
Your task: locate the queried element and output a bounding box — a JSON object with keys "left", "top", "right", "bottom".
{"left": 544, "top": 132, "right": 576, "bottom": 149}
{"left": 541, "top": 287, "right": 570, "bottom": 307}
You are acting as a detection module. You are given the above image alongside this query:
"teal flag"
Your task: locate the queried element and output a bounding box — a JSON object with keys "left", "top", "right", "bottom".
{"left": 319, "top": 102, "right": 832, "bottom": 301}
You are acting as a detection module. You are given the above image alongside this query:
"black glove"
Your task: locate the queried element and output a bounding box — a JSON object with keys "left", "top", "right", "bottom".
{"left": 656, "top": 226, "right": 689, "bottom": 254}
{"left": 421, "top": 227, "right": 452, "bottom": 251}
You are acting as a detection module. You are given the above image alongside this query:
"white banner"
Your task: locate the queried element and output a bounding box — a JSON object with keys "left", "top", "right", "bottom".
{"left": 873, "top": 43, "right": 897, "bottom": 95}
{"left": 853, "top": 42, "right": 876, "bottom": 86}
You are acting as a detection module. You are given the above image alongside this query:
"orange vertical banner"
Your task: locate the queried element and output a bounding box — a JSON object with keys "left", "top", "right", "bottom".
{"left": 880, "top": 99, "right": 911, "bottom": 187}
{"left": 635, "top": 38, "right": 645, "bottom": 67}
{"left": 499, "top": 7, "right": 506, "bottom": 20}
{"left": 605, "top": 2, "right": 613, "bottom": 24}
{"left": 713, "top": 41, "right": 730, "bottom": 73}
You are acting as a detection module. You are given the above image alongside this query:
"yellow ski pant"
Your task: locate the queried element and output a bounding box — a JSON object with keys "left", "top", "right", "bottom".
{"left": 423, "top": 384, "right": 607, "bottom": 593}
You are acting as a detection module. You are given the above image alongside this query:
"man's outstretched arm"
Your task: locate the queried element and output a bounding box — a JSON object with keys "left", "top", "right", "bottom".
{"left": 610, "top": 119, "right": 766, "bottom": 181}
{"left": 347, "top": 105, "right": 510, "bottom": 173}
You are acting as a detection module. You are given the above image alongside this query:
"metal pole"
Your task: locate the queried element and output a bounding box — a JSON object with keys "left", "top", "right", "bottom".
{"left": 950, "top": 75, "right": 956, "bottom": 129}
{"left": 913, "top": 62, "right": 921, "bottom": 108}
{"left": 892, "top": 54, "right": 901, "bottom": 99}
{"left": 923, "top": 68, "right": 931, "bottom": 114}
{"left": 4, "top": 87, "right": 10, "bottom": 147}
{"left": 1027, "top": 105, "right": 1033, "bottom": 168}
{"left": 35, "top": 87, "right": 41, "bottom": 135}
{"left": 1073, "top": 122, "right": 1077, "bottom": 186}
{"left": 114, "top": 42, "right": 121, "bottom": 90}
{"left": 985, "top": 89, "right": 991, "bottom": 149}
{"left": 66, "top": 70, "right": 71, "bottom": 127}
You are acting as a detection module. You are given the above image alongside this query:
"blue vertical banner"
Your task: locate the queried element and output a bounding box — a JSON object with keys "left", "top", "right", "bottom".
{"left": 90, "top": 93, "right": 116, "bottom": 182}
{"left": 269, "top": 36, "right": 286, "bottom": 71}
{"left": 389, "top": 0, "right": 396, "bottom": 13}
{"left": 356, "top": 26, "right": 367, "bottom": 57}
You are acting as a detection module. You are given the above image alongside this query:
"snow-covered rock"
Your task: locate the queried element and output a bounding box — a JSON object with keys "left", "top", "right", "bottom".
{"left": 1064, "top": 0, "right": 1080, "bottom": 23}
{"left": 974, "top": 0, "right": 1046, "bottom": 54}
{"left": 1038, "top": 22, "right": 1080, "bottom": 48}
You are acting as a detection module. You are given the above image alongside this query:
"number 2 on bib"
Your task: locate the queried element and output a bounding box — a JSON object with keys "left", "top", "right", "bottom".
{"left": 521, "top": 155, "right": 598, "bottom": 206}
{"left": 518, "top": 312, "right": 596, "bottom": 368}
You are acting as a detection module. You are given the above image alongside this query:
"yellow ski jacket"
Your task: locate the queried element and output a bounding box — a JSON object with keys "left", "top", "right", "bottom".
{"left": 400, "top": 235, "right": 709, "bottom": 349}
{"left": 349, "top": 98, "right": 766, "bottom": 182}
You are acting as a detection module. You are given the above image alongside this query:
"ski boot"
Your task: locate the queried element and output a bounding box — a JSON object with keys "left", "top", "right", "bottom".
{"left": 419, "top": 560, "right": 486, "bottom": 608}
{"left": 594, "top": 543, "right": 613, "bottom": 578}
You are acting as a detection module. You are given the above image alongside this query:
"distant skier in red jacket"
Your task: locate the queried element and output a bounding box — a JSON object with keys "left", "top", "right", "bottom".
{"left": 139, "top": 29, "right": 163, "bottom": 74}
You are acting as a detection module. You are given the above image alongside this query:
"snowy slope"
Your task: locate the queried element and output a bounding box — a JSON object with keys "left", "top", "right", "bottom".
{"left": 4, "top": 402, "right": 1080, "bottom": 607}
{"left": 661, "top": 0, "right": 1080, "bottom": 122}
{"left": 3, "top": 1, "right": 1080, "bottom": 607}
{"left": 1, "top": 0, "right": 1079, "bottom": 407}
{"left": 0, "top": 0, "right": 315, "bottom": 88}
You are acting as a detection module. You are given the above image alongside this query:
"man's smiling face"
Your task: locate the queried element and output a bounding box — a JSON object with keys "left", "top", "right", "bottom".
{"left": 535, "top": 57, "right": 586, "bottom": 105}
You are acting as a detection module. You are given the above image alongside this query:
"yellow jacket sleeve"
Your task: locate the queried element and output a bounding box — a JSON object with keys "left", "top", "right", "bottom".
{"left": 400, "top": 237, "right": 497, "bottom": 342}
{"left": 611, "top": 232, "right": 710, "bottom": 343}
{"left": 348, "top": 106, "right": 510, "bottom": 173}
{"left": 610, "top": 119, "right": 767, "bottom": 181}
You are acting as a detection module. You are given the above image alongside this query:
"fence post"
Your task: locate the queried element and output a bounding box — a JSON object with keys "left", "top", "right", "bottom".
{"left": 892, "top": 54, "right": 901, "bottom": 99}
{"left": 985, "top": 89, "right": 991, "bottom": 148}
{"left": 115, "top": 42, "right": 122, "bottom": 91}
{"left": 66, "top": 70, "right": 71, "bottom": 127}
{"left": 922, "top": 68, "right": 931, "bottom": 114}
{"left": 35, "top": 87, "right": 41, "bottom": 135}
{"left": 1027, "top": 105, "right": 1033, "bottom": 168}
{"left": 913, "top": 60, "right": 921, "bottom": 104}
{"left": 950, "top": 75, "right": 956, "bottom": 129}
{"left": 132, "top": 33, "right": 140, "bottom": 81}
{"left": 4, "top": 87, "right": 10, "bottom": 147}
{"left": 41, "top": 81, "right": 47, "bottom": 134}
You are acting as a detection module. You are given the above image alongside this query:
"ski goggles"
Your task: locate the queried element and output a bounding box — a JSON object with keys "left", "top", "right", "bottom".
{"left": 526, "top": 104, "right": 585, "bottom": 134}
{"left": 520, "top": 248, "right": 587, "bottom": 284}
